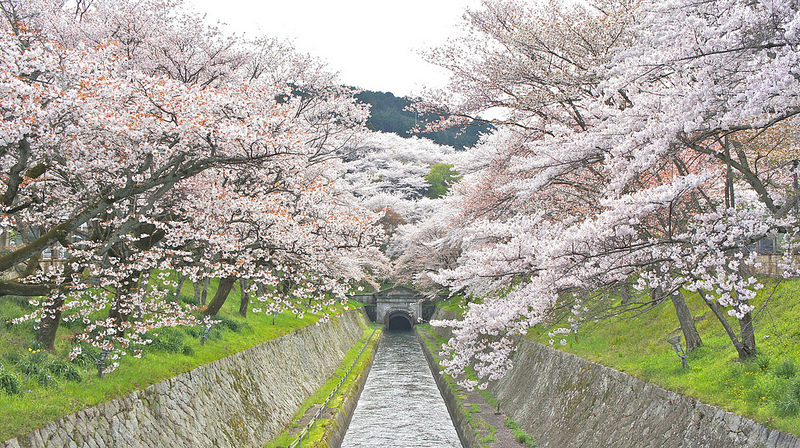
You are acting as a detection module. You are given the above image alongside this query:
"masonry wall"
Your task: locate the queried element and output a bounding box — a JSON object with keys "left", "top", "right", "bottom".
{"left": 4, "top": 311, "right": 366, "bottom": 448}
{"left": 431, "top": 309, "right": 800, "bottom": 448}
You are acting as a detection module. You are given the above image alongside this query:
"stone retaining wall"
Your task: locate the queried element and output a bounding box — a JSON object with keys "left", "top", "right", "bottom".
{"left": 431, "top": 309, "right": 800, "bottom": 448}
{"left": 4, "top": 311, "right": 366, "bottom": 448}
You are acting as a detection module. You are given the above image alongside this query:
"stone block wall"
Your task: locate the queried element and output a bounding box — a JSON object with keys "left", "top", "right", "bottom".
{"left": 4, "top": 311, "right": 366, "bottom": 448}
{"left": 431, "top": 309, "right": 800, "bottom": 448}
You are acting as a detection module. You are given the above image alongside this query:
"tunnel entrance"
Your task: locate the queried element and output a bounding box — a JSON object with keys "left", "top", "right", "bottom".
{"left": 385, "top": 311, "right": 413, "bottom": 331}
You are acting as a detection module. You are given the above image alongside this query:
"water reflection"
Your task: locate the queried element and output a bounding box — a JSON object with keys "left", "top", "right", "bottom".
{"left": 340, "top": 330, "right": 462, "bottom": 448}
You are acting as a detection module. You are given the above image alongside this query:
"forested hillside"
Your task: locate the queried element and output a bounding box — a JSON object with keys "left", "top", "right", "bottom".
{"left": 355, "top": 90, "right": 493, "bottom": 149}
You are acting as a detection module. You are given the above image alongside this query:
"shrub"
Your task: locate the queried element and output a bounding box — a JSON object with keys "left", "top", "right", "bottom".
{"left": 215, "top": 315, "right": 249, "bottom": 333}
{"left": 34, "top": 372, "right": 57, "bottom": 388}
{"left": 45, "top": 359, "right": 82, "bottom": 383}
{"left": 775, "top": 378, "right": 800, "bottom": 416}
{"left": 148, "top": 328, "right": 185, "bottom": 353}
{"left": 775, "top": 360, "right": 797, "bottom": 379}
{"left": 69, "top": 344, "right": 100, "bottom": 368}
{"left": 0, "top": 365, "right": 20, "bottom": 395}
{"left": 750, "top": 354, "right": 771, "bottom": 372}
{"left": 15, "top": 350, "right": 47, "bottom": 376}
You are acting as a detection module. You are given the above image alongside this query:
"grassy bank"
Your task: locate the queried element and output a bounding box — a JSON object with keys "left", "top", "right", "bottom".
{"left": 434, "top": 278, "right": 800, "bottom": 436}
{"left": 526, "top": 278, "right": 800, "bottom": 436}
{"left": 0, "top": 279, "right": 356, "bottom": 441}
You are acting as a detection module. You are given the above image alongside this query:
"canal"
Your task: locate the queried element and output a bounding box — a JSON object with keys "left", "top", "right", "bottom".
{"left": 340, "top": 330, "right": 463, "bottom": 448}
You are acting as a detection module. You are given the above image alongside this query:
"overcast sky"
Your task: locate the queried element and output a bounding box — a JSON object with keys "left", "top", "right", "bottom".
{"left": 187, "top": 0, "right": 481, "bottom": 98}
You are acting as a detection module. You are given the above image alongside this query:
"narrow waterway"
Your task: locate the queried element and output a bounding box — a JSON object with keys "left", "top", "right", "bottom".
{"left": 340, "top": 330, "right": 463, "bottom": 448}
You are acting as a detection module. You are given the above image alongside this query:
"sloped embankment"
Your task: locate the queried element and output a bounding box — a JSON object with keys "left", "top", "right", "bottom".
{"left": 4, "top": 311, "right": 367, "bottom": 448}
{"left": 431, "top": 309, "right": 800, "bottom": 448}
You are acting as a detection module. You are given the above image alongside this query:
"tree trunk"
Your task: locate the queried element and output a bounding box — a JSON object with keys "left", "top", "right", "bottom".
{"left": 204, "top": 276, "right": 237, "bottom": 316}
{"left": 670, "top": 290, "right": 702, "bottom": 354}
{"left": 193, "top": 280, "right": 202, "bottom": 304}
{"left": 172, "top": 273, "right": 186, "bottom": 302}
{"left": 618, "top": 280, "right": 633, "bottom": 306}
{"left": 35, "top": 262, "right": 77, "bottom": 351}
{"left": 698, "top": 290, "right": 756, "bottom": 361}
{"left": 738, "top": 311, "right": 757, "bottom": 360}
{"left": 238, "top": 278, "right": 249, "bottom": 318}
{"left": 201, "top": 277, "right": 209, "bottom": 306}
{"left": 36, "top": 294, "right": 65, "bottom": 352}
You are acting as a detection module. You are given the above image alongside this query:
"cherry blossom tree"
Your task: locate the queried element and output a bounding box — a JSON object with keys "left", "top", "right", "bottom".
{"left": 424, "top": 0, "right": 800, "bottom": 387}
{"left": 0, "top": 0, "right": 384, "bottom": 367}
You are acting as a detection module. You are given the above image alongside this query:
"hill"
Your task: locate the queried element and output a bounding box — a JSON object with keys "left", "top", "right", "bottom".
{"left": 355, "top": 90, "right": 493, "bottom": 149}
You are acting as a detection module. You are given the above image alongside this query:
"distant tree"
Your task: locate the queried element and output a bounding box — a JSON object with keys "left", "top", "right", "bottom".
{"left": 425, "top": 163, "right": 461, "bottom": 199}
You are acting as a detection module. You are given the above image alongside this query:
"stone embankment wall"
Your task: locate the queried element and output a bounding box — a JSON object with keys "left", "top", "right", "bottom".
{"left": 431, "top": 309, "right": 800, "bottom": 448}
{"left": 5, "top": 311, "right": 367, "bottom": 448}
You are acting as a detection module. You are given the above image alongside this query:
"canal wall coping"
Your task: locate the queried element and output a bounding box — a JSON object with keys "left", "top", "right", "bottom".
{"left": 431, "top": 308, "right": 800, "bottom": 448}
{"left": 4, "top": 310, "right": 366, "bottom": 448}
{"left": 416, "top": 329, "right": 482, "bottom": 448}
{"left": 322, "top": 330, "right": 381, "bottom": 448}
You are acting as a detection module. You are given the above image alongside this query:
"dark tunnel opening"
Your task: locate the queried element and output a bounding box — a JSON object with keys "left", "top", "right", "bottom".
{"left": 386, "top": 313, "right": 413, "bottom": 331}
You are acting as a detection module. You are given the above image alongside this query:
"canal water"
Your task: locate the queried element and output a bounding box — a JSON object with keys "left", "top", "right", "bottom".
{"left": 340, "top": 330, "right": 463, "bottom": 448}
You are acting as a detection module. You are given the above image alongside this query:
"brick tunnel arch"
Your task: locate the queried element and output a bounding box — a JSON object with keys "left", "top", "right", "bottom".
{"left": 385, "top": 310, "right": 414, "bottom": 330}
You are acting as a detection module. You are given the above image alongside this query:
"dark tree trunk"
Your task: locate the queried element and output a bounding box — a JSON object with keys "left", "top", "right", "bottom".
{"left": 738, "top": 311, "right": 757, "bottom": 360}
{"left": 36, "top": 294, "right": 65, "bottom": 352}
{"left": 238, "top": 278, "right": 249, "bottom": 318}
{"left": 193, "top": 280, "right": 202, "bottom": 304}
{"left": 670, "top": 290, "right": 703, "bottom": 354}
{"left": 35, "top": 262, "right": 77, "bottom": 351}
{"left": 618, "top": 280, "right": 633, "bottom": 306}
{"left": 201, "top": 277, "right": 209, "bottom": 306}
{"left": 204, "top": 276, "right": 237, "bottom": 317}
{"left": 172, "top": 273, "right": 186, "bottom": 302}
{"left": 699, "top": 290, "right": 757, "bottom": 361}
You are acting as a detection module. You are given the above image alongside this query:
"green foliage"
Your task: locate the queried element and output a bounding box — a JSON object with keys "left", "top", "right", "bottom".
{"left": 69, "top": 344, "right": 100, "bottom": 368}
{"left": 148, "top": 328, "right": 186, "bottom": 354}
{"left": 530, "top": 278, "right": 800, "bottom": 435}
{"left": 776, "top": 378, "right": 800, "bottom": 416}
{"left": 15, "top": 350, "right": 47, "bottom": 376}
{"left": 0, "top": 270, "right": 349, "bottom": 441}
{"left": 425, "top": 163, "right": 461, "bottom": 199}
{"left": 776, "top": 360, "right": 798, "bottom": 379}
{"left": 214, "top": 314, "right": 250, "bottom": 333}
{"left": 505, "top": 417, "right": 537, "bottom": 448}
{"left": 0, "top": 365, "right": 20, "bottom": 395}
{"left": 44, "top": 359, "right": 81, "bottom": 383}
{"left": 752, "top": 354, "right": 771, "bottom": 372}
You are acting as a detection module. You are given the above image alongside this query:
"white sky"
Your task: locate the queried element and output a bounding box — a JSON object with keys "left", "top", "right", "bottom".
{"left": 187, "top": 0, "right": 482, "bottom": 98}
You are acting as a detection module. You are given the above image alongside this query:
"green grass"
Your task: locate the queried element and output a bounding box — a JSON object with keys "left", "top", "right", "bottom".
{"left": 505, "top": 418, "right": 537, "bottom": 448}
{"left": 263, "top": 325, "right": 381, "bottom": 448}
{"left": 0, "top": 277, "right": 358, "bottom": 441}
{"left": 522, "top": 277, "right": 800, "bottom": 436}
